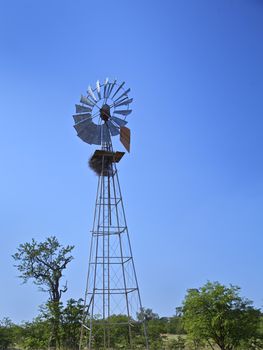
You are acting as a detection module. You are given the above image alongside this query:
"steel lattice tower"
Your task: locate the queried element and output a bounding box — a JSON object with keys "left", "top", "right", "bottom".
{"left": 73, "top": 79, "right": 149, "bottom": 349}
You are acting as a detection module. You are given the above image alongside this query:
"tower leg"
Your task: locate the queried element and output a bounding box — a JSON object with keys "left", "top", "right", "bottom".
{"left": 80, "top": 155, "right": 149, "bottom": 349}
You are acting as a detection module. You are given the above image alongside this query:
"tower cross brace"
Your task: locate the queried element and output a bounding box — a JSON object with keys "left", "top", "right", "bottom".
{"left": 79, "top": 143, "right": 149, "bottom": 350}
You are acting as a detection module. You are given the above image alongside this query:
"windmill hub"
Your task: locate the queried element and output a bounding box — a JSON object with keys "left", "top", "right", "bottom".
{"left": 100, "top": 104, "right": 111, "bottom": 121}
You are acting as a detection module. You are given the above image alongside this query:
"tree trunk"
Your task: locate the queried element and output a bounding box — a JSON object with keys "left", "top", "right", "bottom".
{"left": 48, "top": 297, "right": 61, "bottom": 350}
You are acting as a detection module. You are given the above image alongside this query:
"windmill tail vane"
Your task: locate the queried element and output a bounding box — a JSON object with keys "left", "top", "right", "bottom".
{"left": 73, "top": 79, "right": 149, "bottom": 349}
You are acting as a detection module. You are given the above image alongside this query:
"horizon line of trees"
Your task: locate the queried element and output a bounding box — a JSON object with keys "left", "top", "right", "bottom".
{"left": 1, "top": 236, "right": 262, "bottom": 350}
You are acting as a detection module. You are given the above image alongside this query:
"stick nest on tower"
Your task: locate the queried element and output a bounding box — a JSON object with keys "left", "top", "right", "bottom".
{"left": 89, "top": 156, "right": 112, "bottom": 176}
{"left": 88, "top": 150, "right": 125, "bottom": 176}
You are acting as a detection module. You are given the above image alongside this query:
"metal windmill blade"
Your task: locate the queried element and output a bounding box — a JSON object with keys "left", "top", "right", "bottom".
{"left": 103, "top": 78, "right": 109, "bottom": 99}
{"left": 111, "top": 81, "right": 125, "bottom": 99}
{"left": 114, "top": 109, "right": 132, "bottom": 116}
{"left": 101, "top": 123, "right": 111, "bottom": 143}
{"left": 75, "top": 104, "right": 92, "bottom": 114}
{"left": 80, "top": 95, "right": 95, "bottom": 107}
{"left": 111, "top": 116, "right": 128, "bottom": 127}
{"left": 107, "top": 79, "right": 117, "bottom": 98}
{"left": 87, "top": 86, "right": 97, "bottom": 102}
{"left": 73, "top": 113, "right": 92, "bottom": 124}
{"left": 93, "top": 125, "right": 102, "bottom": 145}
{"left": 114, "top": 88, "right": 131, "bottom": 103}
{"left": 73, "top": 117, "right": 93, "bottom": 134}
{"left": 79, "top": 123, "right": 101, "bottom": 145}
{"left": 96, "top": 80, "right": 101, "bottom": 99}
{"left": 107, "top": 120, "right": 120, "bottom": 136}
{"left": 73, "top": 115, "right": 101, "bottom": 145}
{"left": 105, "top": 82, "right": 112, "bottom": 99}
{"left": 73, "top": 79, "right": 133, "bottom": 148}
{"left": 114, "top": 98, "right": 133, "bottom": 108}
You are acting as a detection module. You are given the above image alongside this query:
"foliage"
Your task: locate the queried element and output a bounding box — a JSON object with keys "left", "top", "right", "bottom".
{"left": 239, "top": 337, "right": 263, "bottom": 350}
{"left": 166, "top": 315, "right": 185, "bottom": 335}
{"left": 0, "top": 318, "right": 15, "bottom": 350}
{"left": 167, "top": 335, "right": 186, "bottom": 349}
{"left": 13, "top": 236, "right": 74, "bottom": 349}
{"left": 182, "top": 281, "right": 261, "bottom": 350}
{"left": 147, "top": 318, "right": 165, "bottom": 340}
{"left": 136, "top": 308, "right": 166, "bottom": 348}
{"left": 18, "top": 317, "right": 50, "bottom": 350}
{"left": 13, "top": 236, "right": 74, "bottom": 300}
{"left": 137, "top": 307, "right": 159, "bottom": 321}
{"left": 4, "top": 277, "right": 263, "bottom": 350}
{"left": 61, "top": 298, "right": 84, "bottom": 350}
{"left": 86, "top": 314, "right": 136, "bottom": 349}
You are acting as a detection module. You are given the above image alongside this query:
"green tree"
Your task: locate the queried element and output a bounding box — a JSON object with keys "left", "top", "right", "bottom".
{"left": 167, "top": 335, "right": 186, "bottom": 350}
{"left": 18, "top": 317, "right": 50, "bottom": 350}
{"left": 182, "top": 281, "right": 261, "bottom": 350}
{"left": 147, "top": 318, "right": 165, "bottom": 348}
{"left": 61, "top": 298, "right": 84, "bottom": 350}
{"left": 107, "top": 314, "right": 130, "bottom": 348}
{"left": 0, "top": 318, "right": 14, "bottom": 350}
{"left": 13, "top": 236, "right": 74, "bottom": 349}
{"left": 166, "top": 315, "right": 185, "bottom": 335}
{"left": 137, "top": 308, "right": 159, "bottom": 322}
{"left": 136, "top": 308, "right": 164, "bottom": 349}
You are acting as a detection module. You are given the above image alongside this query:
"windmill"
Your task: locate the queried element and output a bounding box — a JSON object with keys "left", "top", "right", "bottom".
{"left": 74, "top": 79, "right": 149, "bottom": 349}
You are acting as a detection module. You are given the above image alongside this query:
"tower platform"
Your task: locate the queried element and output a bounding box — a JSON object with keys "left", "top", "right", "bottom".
{"left": 89, "top": 150, "right": 125, "bottom": 175}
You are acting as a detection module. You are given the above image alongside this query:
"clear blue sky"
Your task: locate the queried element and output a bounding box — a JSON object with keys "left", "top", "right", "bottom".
{"left": 1, "top": 0, "right": 263, "bottom": 323}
